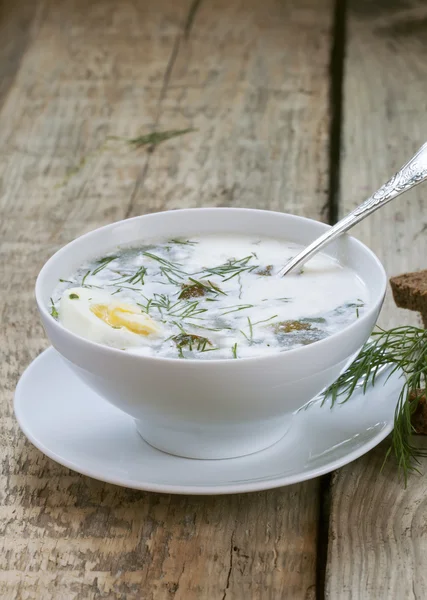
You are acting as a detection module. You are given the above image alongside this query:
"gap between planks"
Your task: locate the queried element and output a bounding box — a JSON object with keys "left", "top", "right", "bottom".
{"left": 317, "top": 0, "right": 348, "bottom": 598}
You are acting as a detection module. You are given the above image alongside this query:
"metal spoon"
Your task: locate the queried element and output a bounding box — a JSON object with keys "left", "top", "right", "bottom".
{"left": 278, "top": 142, "right": 427, "bottom": 277}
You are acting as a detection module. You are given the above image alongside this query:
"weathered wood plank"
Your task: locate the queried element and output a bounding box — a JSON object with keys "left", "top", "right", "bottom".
{"left": 326, "top": 2, "right": 427, "bottom": 598}
{"left": 0, "top": 0, "right": 41, "bottom": 107}
{"left": 336, "top": 0, "right": 427, "bottom": 330}
{"left": 0, "top": 0, "right": 334, "bottom": 598}
{"left": 126, "top": 0, "right": 333, "bottom": 219}
{"left": 327, "top": 439, "right": 427, "bottom": 600}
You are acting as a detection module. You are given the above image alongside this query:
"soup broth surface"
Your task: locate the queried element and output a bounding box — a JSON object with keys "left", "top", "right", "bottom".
{"left": 51, "top": 234, "right": 369, "bottom": 359}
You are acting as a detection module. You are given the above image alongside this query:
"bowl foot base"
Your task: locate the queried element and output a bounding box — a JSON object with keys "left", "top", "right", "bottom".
{"left": 134, "top": 417, "right": 293, "bottom": 460}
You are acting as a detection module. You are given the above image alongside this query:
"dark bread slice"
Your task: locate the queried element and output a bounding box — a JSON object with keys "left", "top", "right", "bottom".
{"left": 390, "top": 271, "right": 427, "bottom": 327}
{"left": 390, "top": 272, "right": 427, "bottom": 432}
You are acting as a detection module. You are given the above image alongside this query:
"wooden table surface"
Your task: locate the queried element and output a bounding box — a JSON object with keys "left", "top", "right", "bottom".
{"left": 2, "top": 0, "right": 427, "bottom": 598}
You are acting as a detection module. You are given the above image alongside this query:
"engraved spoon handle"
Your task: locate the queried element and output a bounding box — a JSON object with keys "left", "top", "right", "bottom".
{"left": 278, "top": 142, "right": 427, "bottom": 277}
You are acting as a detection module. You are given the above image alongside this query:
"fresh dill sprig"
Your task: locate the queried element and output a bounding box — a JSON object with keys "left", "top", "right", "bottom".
{"left": 201, "top": 256, "right": 258, "bottom": 282}
{"left": 91, "top": 256, "right": 117, "bottom": 276}
{"left": 241, "top": 314, "right": 278, "bottom": 343}
{"left": 150, "top": 293, "right": 179, "bottom": 317}
{"left": 170, "top": 320, "right": 187, "bottom": 334}
{"left": 220, "top": 303, "right": 253, "bottom": 315}
{"left": 149, "top": 293, "right": 207, "bottom": 321}
{"left": 143, "top": 251, "right": 187, "bottom": 284}
{"left": 137, "top": 297, "right": 153, "bottom": 314}
{"left": 143, "top": 251, "right": 185, "bottom": 270}
{"left": 50, "top": 298, "right": 59, "bottom": 319}
{"left": 171, "top": 332, "right": 212, "bottom": 358}
{"left": 188, "top": 322, "right": 229, "bottom": 332}
{"left": 115, "top": 266, "right": 147, "bottom": 286}
{"left": 253, "top": 315, "right": 278, "bottom": 326}
{"left": 240, "top": 317, "right": 254, "bottom": 343}
{"left": 323, "top": 325, "right": 427, "bottom": 483}
{"left": 169, "top": 238, "right": 197, "bottom": 246}
{"left": 247, "top": 317, "right": 254, "bottom": 342}
{"left": 160, "top": 267, "right": 182, "bottom": 285}
{"left": 78, "top": 270, "right": 102, "bottom": 289}
{"left": 238, "top": 275, "right": 243, "bottom": 300}
{"left": 240, "top": 318, "right": 255, "bottom": 343}
{"left": 81, "top": 270, "right": 91, "bottom": 287}
{"left": 232, "top": 343, "right": 238, "bottom": 359}
{"left": 175, "top": 301, "right": 207, "bottom": 320}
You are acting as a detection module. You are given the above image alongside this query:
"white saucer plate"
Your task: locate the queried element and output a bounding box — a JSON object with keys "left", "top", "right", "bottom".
{"left": 14, "top": 348, "right": 403, "bottom": 495}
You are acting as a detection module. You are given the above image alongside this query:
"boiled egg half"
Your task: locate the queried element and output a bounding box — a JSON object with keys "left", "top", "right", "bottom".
{"left": 59, "top": 287, "right": 160, "bottom": 349}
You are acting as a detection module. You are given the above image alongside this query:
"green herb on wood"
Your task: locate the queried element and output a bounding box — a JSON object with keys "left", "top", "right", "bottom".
{"left": 57, "top": 128, "right": 196, "bottom": 187}
{"left": 109, "top": 128, "right": 196, "bottom": 151}
{"left": 55, "top": 140, "right": 113, "bottom": 188}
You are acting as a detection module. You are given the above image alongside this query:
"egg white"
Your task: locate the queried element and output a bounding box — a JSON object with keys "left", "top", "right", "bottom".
{"left": 59, "top": 287, "right": 160, "bottom": 349}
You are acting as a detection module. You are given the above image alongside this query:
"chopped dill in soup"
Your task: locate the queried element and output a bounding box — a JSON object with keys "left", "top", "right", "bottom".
{"left": 50, "top": 235, "right": 369, "bottom": 359}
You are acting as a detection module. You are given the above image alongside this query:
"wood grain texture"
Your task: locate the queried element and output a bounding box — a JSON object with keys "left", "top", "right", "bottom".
{"left": 327, "top": 439, "right": 427, "bottom": 600}
{"left": 337, "top": 0, "right": 427, "bottom": 330}
{"left": 125, "top": 0, "right": 333, "bottom": 219}
{"left": 0, "top": 0, "right": 334, "bottom": 597}
{"left": 326, "top": 2, "right": 427, "bottom": 598}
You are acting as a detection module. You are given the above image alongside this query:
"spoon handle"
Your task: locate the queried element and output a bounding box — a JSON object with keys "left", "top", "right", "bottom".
{"left": 279, "top": 142, "right": 427, "bottom": 276}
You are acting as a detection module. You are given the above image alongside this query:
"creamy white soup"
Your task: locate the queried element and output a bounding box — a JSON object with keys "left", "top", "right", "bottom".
{"left": 50, "top": 235, "right": 369, "bottom": 359}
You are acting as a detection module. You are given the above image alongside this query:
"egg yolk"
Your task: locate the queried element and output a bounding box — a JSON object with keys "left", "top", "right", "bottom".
{"left": 90, "top": 303, "right": 158, "bottom": 335}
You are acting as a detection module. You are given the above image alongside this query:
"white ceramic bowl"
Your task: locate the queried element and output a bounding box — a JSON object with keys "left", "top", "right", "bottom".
{"left": 35, "top": 208, "right": 387, "bottom": 459}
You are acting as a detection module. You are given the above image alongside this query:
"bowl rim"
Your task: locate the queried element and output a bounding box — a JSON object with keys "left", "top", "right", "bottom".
{"left": 35, "top": 207, "right": 387, "bottom": 366}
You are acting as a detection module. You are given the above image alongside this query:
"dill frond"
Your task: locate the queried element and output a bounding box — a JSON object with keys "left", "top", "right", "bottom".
{"left": 324, "top": 326, "right": 427, "bottom": 483}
